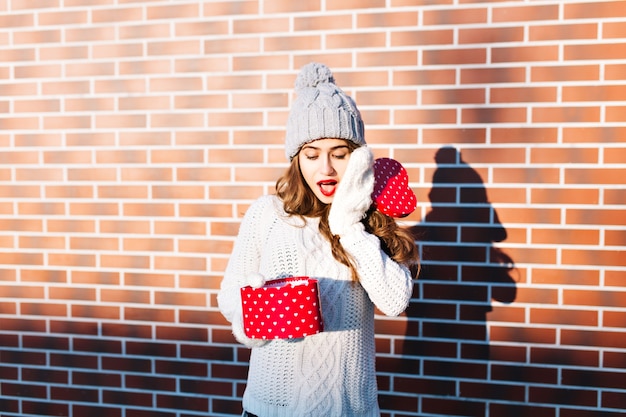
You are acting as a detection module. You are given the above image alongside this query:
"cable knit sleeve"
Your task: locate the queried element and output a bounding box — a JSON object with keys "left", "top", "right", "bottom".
{"left": 217, "top": 196, "right": 272, "bottom": 323}
{"left": 339, "top": 227, "right": 413, "bottom": 317}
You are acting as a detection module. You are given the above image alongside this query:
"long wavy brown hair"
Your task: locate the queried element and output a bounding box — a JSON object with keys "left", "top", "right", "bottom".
{"left": 275, "top": 142, "right": 420, "bottom": 281}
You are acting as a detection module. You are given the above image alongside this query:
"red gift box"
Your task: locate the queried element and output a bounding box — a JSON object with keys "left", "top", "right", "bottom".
{"left": 240, "top": 277, "right": 324, "bottom": 340}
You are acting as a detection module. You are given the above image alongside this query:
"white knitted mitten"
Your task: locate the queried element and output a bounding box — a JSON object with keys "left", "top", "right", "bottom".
{"left": 328, "top": 146, "right": 374, "bottom": 236}
{"left": 231, "top": 272, "right": 268, "bottom": 348}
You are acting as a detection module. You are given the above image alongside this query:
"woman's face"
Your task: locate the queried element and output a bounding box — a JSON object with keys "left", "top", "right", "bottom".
{"left": 298, "top": 138, "right": 352, "bottom": 204}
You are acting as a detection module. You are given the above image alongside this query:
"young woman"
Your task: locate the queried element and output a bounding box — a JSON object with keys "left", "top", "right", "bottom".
{"left": 218, "top": 63, "right": 419, "bottom": 417}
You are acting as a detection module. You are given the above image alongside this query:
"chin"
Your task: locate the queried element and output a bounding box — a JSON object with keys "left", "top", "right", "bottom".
{"left": 316, "top": 194, "right": 334, "bottom": 204}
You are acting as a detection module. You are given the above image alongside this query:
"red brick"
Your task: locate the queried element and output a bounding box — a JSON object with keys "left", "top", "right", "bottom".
{"left": 530, "top": 23, "right": 598, "bottom": 41}
{"left": 565, "top": 208, "right": 625, "bottom": 225}
{"left": 119, "top": 59, "right": 171, "bottom": 75}
{"left": 423, "top": 395, "right": 485, "bottom": 416}
{"left": 562, "top": 367, "right": 624, "bottom": 390}
{"left": 125, "top": 307, "right": 176, "bottom": 323}
{"left": 72, "top": 405, "right": 121, "bottom": 417}
{"left": 2, "top": 381, "right": 48, "bottom": 398}
{"left": 49, "top": 287, "right": 95, "bottom": 302}
{"left": 73, "top": 370, "right": 122, "bottom": 387}
{"left": 462, "top": 381, "right": 526, "bottom": 401}
{"left": 494, "top": 4, "right": 559, "bottom": 22}
{"left": 23, "top": 401, "right": 69, "bottom": 416}
{"left": 531, "top": 64, "right": 600, "bottom": 82}
{"left": 423, "top": 88, "right": 485, "bottom": 105}
{"left": 564, "top": 85, "right": 626, "bottom": 102}
{"left": 98, "top": 185, "right": 149, "bottom": 199}
{"left": 564, "top": 126, "right": 626, "bottom": 143}
{"left": 156, "top": 325, "right": 208, "bottom": 342}
{"left": 125, "top": 272, "right": 175, "bottom": 288}
{"left": 174, "top": 93, "right": 229, "bottom": 109}
{"left": 531, "top": 227, "right": 599, "bottom": 246}
{"left": 123, "top": 237, "right": 174, "bottom": 252}
{"left": 21, "top": 302, "right": 67, "bottom": 317}
{"left": 532, "top": 106, "right": 600, "bottom": 123}
{"left": 565, "top": 42, "right": 626, "bottom": 60}
{"left": 460, "top": 26, "right": 523, "bottom": 44}
{"left": 530, "top": 307, "right": 598, "bottom": 327}
{"left": 175, "top": 21, "right": 229, "bottom": 37}
{"left": 263, "top": 0, "right": 320, "bottom": 14}
{"left": 102, "top": 323, "right": 152, "bottom": 340}
{"left": 179, "top": 309, "right": 229, "bottom": 326}
{"left": 357, "top": 11, "right": 417, "bottom": 28}
{"left": 205, "top": 37, "right": 260, "bottom": 54}
{"left": 462, "top": 107, "right": 526, "bottom": 123}
{"left": 491, "top": 86, "right": 556, "bottom": 103}
{"left": 48, "top": 253, "right": 96, "bottom": 268}
{"left": 530, "top": 385, "right": 597, "bottom": 407}
{"left": 92, "top": 6, "right": 143, "bottom": 23}
{"left": 153, "top": 220, "right": 206, "bottom": 235}
{"left": 146, "top": 3, "right": 199, "bottom": 19}
{"left": 492, "top": 363, "right": 558, "bottom": 385}
{"left": 491, "top": 325, "right": 557, "bottom": 344}
{"left": 564, "top": 289, "right": 626, "bottom": 309}
{"left": 101, "top": 289, "right": 151, "bottom": 304}
{"left": 72, "top": 271, "right": 120, "bottom": 285}
{"left": 100, "top": 220, "right": 150, "bottom": 235}
{"left": 358, "top": 50, "right": 419, "bottom": 67}
{"left": 154, "top": 255, "right": 206, "bottom": 272}
{"left": 65, "top": 26, "right": 115, "bottom": 43}
{"left": 126, "top": 374, "right": 176, "bottom": 392}
{"left": 424, "top": 48, "right": 486, "bottom": 65}
{"left": 604, "top": 310, "right": 626, "bottom": 329}
{"left": 605, "top": 229, "right": 626, "bottom": 246}
{"left": 565, "top": 1, "right": 626, "bottom": 19}
{"left": 603, "top": 350, "right": 626, "bottom": 369}
{"left": 103, "top": 389, "right": 153, "bottom": 407}
{"left": 50, "top": 352, "right": 98, "bottom": 369}
{"left": 606, "top": 105, "right": 626, "bottom": 122}
{"left": 117, "top": 22, "right": 169, "bottom": 40}
{"left": 71, "top": 304, "right": 120, "bottom": 320}
{"left": 602, "top": 390, "right": 626, "bottom": 410}
{"left": 494, "top": 45, "right": 559, "bottom": 63}
{"left": 22, "top": 368, "right": 69, "bottom": 384}
{"left": 462, "top": 67, "right": 525, "bottom": 84}
{"left": 127, "top": 341, "right": 177, "bottom": 358}
{"left": 74, "top": 338, "right": 122, "bottom": 354}
{"left": 606, "top": 63, "right": 626, "bottom": 80}
{"left": 390, "top": 29, "right": 453, "bottom": 47}
{"left": 156, "top": 393, "right": 208, "bottom": 412}
{"left": 394, "top": 108, "right": 456, "bottom": 125}
{"left": 14, "top": 99, "right": 61, "bottom": 113}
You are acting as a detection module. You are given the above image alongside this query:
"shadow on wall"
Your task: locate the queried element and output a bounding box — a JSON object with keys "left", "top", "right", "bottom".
{"left": 403, "top": 146, "right": 519, "bottom": 416}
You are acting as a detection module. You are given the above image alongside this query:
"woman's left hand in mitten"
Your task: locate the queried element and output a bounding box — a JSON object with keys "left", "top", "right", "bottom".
{"left": 328, "top": 146, "right": 374, "bottom": 237}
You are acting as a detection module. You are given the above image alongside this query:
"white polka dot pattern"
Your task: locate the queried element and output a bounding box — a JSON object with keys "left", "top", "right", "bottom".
{"left": 371, "top": 157, "right": 417, "bottom": 218}
{"left": 240, "top": 277, "right": 324, "bottom": 340}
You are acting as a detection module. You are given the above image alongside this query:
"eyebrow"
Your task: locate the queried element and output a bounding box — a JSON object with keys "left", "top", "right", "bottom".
{"left": 302, "top": 144, "right": 349, "bottom": 151}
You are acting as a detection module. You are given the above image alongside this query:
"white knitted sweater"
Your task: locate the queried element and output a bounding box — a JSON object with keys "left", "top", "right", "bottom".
{"left": 218, "top": 195, "right": 413, "bottom": 417}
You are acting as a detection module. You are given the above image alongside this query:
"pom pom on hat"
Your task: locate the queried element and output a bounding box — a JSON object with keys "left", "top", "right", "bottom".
{"left": 294, "top": 62, "right": 335, "bottom": 90}
{"left": 372, "top": 158, "right": 417, "bottom": 218}
{"left": 285, "top": 63, "right": 366, "bottom": 160}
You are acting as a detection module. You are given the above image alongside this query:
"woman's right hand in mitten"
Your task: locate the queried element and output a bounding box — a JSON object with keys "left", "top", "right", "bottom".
{"left": 328, "top": 146, "right": 375, "bottom": 237}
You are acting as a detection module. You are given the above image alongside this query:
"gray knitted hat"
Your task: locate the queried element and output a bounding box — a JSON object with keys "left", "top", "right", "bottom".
{"left": 285, "top": 63, "right": 365, "bottom": 160}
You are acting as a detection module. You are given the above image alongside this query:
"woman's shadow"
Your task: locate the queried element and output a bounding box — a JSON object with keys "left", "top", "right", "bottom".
{"left": 403, "top": 146, "right": 518, "bottom": 414}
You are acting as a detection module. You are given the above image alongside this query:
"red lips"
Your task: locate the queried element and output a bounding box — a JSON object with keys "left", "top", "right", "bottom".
{"left": 317, "top": 180, "right": 337, "bottom": 197}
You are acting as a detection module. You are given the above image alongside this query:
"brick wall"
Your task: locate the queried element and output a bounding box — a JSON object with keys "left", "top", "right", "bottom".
{"left": 1, "top": 1, "right": 625, "bottom": 416}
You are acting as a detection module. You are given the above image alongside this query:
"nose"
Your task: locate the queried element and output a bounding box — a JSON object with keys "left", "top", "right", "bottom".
{"left": 320, "top": 154, "right": 336, "bottom": 175}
